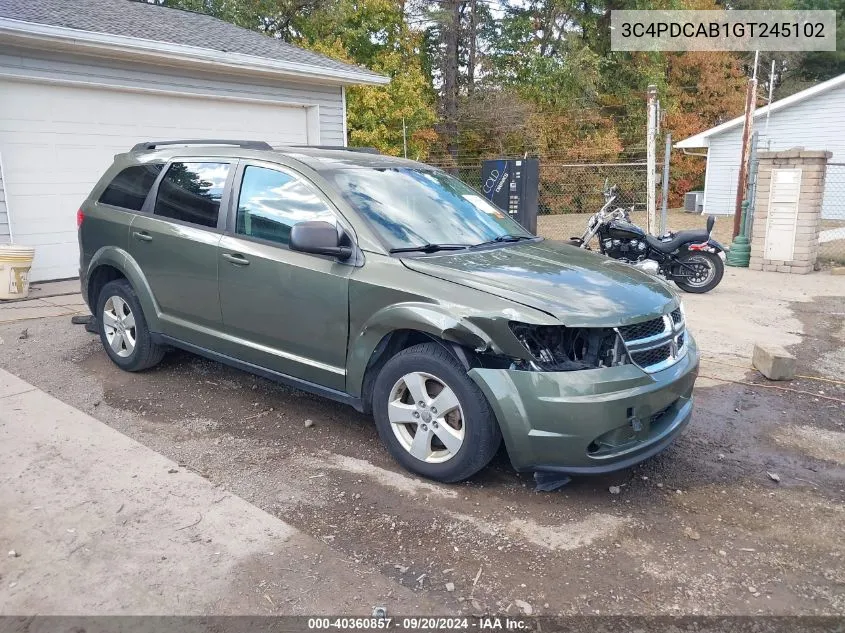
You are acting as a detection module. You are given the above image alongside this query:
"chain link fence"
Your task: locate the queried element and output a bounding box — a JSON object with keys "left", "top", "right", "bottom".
{"left": 427, "top": 159, "right": 656, "bottom": 241}
{"left": 821, "top": 163, "right": 845, "bottom": 266}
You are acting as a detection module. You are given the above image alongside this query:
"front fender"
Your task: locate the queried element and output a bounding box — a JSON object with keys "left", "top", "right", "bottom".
{"left": 345, "top": 302, "right": 557, "bottom": 399}
{"left": 85, "top": 247, "right": 162, "bottom": 332}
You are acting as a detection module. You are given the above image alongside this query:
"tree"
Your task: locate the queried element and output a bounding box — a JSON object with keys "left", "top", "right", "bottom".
{"left": 295, "top": 0, "right": 437, "bottom": 156}
{"left": 663, "top": 50, "right": 747, "bottom": 204}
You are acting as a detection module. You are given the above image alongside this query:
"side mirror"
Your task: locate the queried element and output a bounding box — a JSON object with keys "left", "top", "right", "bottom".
{"left": 290, "top": 221, "right": 352, "bottom": 260}
{"left": 706, "top": 215, "right": 715, "bottom": 234}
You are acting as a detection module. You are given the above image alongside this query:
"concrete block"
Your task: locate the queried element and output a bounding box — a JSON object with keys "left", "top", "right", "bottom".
{"left": 752, "top": 343, "right": 796, "bottom": 380}
{"left": 832, "top": 267, "right": 845, "bottom": 276}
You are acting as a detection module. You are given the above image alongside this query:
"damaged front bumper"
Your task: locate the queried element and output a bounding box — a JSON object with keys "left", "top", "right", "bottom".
{"left": 468, "top": 334, "right": 699, "bottom": 474}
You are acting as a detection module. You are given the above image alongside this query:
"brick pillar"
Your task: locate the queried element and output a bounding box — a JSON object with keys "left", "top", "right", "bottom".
{"left": 749, "top": 150, "right": 831, "bottom": 274}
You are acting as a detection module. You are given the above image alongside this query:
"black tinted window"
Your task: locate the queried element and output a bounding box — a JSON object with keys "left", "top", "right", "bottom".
{"left": 98, "top": 164, "right": 163, "bottom": 211}
{"left": 236, "top": 166, "right": 335, "bottom": 246}
{"left": 154, "top": 162, "right": 230, "bottom": 228}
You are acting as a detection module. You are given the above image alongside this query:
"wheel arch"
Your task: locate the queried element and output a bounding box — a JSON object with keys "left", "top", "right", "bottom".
{"left": 85, "top": 247, "right": 161, "bottom": 331}
{"left": 349, "top": 304, "right": 495, "bottom": 414}
{"left": 358, "top": 329, "right": 484, "bottom": 415}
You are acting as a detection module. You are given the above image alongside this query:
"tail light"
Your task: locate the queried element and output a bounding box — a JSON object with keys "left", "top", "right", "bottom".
{"left": 77, "top": 208, "right": 84, "bottom": 228}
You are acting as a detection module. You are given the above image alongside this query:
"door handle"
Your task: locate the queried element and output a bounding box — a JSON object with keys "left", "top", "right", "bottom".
{"left": 222, "top": 253, "right": 250, "bottom": 266}
{"left": 133, "top": 231, "right": 153, "bottom": 242}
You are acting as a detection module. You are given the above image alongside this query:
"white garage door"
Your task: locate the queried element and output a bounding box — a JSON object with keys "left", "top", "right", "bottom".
{"left": 0, "top": 78, "right": 311, "bottom": 281}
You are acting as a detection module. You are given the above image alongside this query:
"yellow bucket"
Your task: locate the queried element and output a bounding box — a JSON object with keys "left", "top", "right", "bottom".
{"left": 0, "top": 244, "right": 35, "bottom": 300}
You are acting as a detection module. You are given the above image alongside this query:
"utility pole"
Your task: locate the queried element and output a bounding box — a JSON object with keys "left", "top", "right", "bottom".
{"left": 646, "top": 85, "right": 657, "bottom": 235}
{"left": 732, "top": 50, "right": 759, "bottom": 239}
{"left": 765, "top": 59, "right": 776, "bottom": 140}
{"left": 660, "top": 132, "right": 672, "bottom": 235}
{"left": 467, "top": 0, "right": 477, "bottom": 96}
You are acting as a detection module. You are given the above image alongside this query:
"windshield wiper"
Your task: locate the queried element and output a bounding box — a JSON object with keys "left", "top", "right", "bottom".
{"left": 473, "top": 234, "right": 534, "bottom": 248}
{"left": 389, "top": 243, "right": 470, "bottom": 254}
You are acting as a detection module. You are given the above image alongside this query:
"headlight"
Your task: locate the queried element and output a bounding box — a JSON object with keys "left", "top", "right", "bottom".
{"left": 509, "top": 322, "right": 630, "bottom": 372}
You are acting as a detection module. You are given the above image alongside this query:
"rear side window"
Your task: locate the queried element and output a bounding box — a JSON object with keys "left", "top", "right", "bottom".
{"left": 153, "top": 162, "right": 231, "bottom": 228}
{"left": 98, "top": 164, "right": 163, "bottom": 211}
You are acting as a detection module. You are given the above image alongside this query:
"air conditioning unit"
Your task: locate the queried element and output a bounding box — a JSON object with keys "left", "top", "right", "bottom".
{"left": 684, "top": 191, "right": 704, "bottom": 213}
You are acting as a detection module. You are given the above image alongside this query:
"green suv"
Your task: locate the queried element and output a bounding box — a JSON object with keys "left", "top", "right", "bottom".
{"left": 78, "top": 140, "right": 699, "bottom": 483}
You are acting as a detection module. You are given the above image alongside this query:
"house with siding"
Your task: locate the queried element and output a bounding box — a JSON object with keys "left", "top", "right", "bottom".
{"left": 0, "top": 0, "right": 387, "bottom": 281}
{"left": 675, "top": 73, "right": 845, "bottom": 221}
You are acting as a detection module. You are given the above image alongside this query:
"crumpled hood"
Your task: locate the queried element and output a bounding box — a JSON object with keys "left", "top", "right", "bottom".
{"left": 401, "top": 240, "right": 678, "bottom": 327}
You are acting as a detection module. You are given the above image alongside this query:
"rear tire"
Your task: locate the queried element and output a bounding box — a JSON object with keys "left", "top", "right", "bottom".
{"left": 96, "top": 279, "right": 165, "bottom": 371}
{"left": 673, "top": 250, "right": 724, "bottom": 293}
{"left": 372, "top": 342, "right": 501, "bottom": 482}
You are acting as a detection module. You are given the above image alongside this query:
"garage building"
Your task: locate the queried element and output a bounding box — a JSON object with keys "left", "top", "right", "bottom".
{"left": 674, "top": 73, "right": 845, "bottom": 220}
{"left": 0, "top": 0, "right": 387, "bottom": 281}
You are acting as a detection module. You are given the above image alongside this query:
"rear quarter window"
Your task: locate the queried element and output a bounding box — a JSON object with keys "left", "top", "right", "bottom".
{"left": 98, "top": 164, "right": 163, "bottom": 211}
{"left": 153, "top": 161, "right": 230, "bottom": 229}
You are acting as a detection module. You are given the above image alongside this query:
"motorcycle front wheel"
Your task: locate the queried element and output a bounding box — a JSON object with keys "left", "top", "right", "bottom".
{"left": 672, "top": 251, "right": 724, "bottom": 293}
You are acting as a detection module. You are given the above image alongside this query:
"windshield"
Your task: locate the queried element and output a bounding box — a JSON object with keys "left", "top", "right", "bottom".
{"left": 328, "top": 167, "right": 534, "bottom": 250}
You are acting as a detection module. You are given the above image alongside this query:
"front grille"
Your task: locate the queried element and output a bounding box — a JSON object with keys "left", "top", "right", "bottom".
{"left": 618, "top": 317, "right": 666, "bottom": 341}
{"left": 631, "top": 343, "right": 672, "bottom": 368}
{"left": 677, "top": 332, "right": 685, "bottom": 349}
{"left": 671, "top": 308, "right": 683, "bottom": 325}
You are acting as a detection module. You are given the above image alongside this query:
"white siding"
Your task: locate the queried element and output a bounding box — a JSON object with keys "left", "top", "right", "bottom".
{"left": 0, "top": 46, "right": 346, "bottom": 145}
{"left": 703, "top": 82, "right": 845, "bottom": 220}
{"left": 0, "top": 45, "right": 349, "bottom": 279}
{"left": 1, "top": 78, "right": 317, "bottom": 280}
{"left": 0, "top": 159, "right": 9, "bottom": 244}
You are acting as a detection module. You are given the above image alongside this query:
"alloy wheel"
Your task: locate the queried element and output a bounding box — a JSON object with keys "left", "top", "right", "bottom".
{"left": 102, "top": 295, "right": 136, "bottom": 358}
{"left": 387, "top": 371, "right": 465, "bottom": 464}
{"left": 684, "top": 255, "right": 716, "bottom": 288}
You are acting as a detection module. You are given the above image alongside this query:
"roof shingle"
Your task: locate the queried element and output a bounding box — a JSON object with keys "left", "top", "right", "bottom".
{"left": 0, "top": 0, "right": 385, "bottom": 82}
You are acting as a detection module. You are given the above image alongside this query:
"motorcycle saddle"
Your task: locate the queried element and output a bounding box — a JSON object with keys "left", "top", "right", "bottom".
{"left": 645, "top": 229, "right": 710, "bottom": 253}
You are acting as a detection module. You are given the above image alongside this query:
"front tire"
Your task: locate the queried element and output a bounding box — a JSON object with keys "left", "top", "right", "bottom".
{"left": 673, "top": 250, "right": 724, "bottom": 293}
{"left": 96, "top": 279, "right": 165, "bottom": 371}
{"left": 372, "top": 342, "right": 501, "bottom": 482}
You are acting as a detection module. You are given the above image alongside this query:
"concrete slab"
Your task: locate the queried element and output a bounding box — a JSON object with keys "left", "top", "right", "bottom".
{"left": 684, "top": 268, "right": 845, "bottom": 383}
{"left": 26, "top": 278, "right": 81, "bottom": 299}
{"left": 0, "top": 297, "right": 87, "bottom": 324}
{"left": 0, "top": 369, "right": 433, "bottom": 615}
{"left": 0, "top": 370, "right": 36, "bottom": 399}
{"left": 40, "top": 294, "right": 89, "bottom": 310}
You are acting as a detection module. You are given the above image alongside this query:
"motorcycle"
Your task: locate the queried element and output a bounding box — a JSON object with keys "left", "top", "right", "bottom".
{"left": 568, "top": 182, "right": 725, "bottom": 293}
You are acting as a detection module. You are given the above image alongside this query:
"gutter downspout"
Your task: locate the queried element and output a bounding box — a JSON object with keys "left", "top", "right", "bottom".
{"left": 341, "top": 86, "right": 348, "bottom": 147}
{"left": 0, "top": 150, "right": 13, "bottom": 243}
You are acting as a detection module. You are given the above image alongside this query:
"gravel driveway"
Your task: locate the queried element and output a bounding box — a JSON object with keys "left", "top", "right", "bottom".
{"left": 0, "top": 269, "right": 843, "bottom": 616}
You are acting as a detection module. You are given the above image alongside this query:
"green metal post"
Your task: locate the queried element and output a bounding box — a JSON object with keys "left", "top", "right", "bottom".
{"left": 726, "top": 200, "right": 751, "bottom": 267}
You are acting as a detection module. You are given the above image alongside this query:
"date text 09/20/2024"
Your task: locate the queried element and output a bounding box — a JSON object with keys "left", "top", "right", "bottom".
{"left": 307, "top": 616, "right": 530, "bottom": 630}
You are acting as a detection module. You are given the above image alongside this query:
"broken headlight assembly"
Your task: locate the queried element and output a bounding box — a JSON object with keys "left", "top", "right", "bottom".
{"left": 508, "top": 322, "right": 631, "bottom": 372}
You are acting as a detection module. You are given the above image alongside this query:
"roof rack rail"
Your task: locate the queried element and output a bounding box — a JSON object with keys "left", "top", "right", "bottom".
{"left": 289, "top": 145, "right": 381, "bottom": 155}
{"left": 131, "top": 140, "right": 272, "bottom": 152}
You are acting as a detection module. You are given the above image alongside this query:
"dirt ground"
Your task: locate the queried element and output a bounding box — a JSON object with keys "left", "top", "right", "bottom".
{"left": 0, "top": 269, "right": 843, "bottom": 616}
